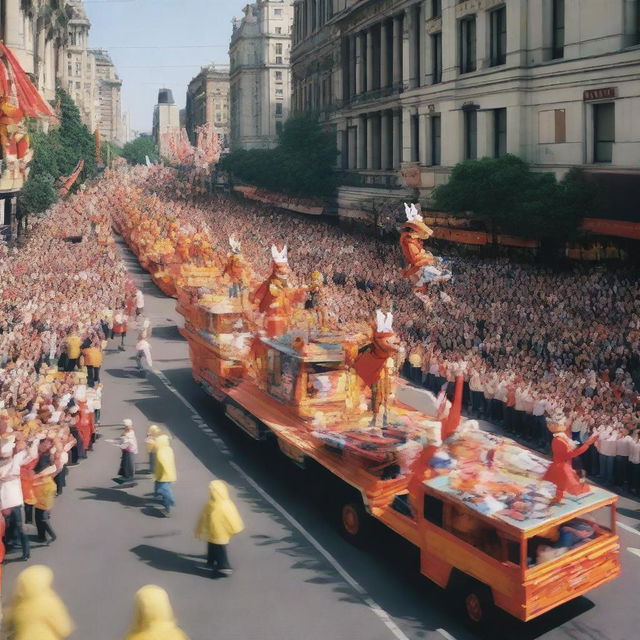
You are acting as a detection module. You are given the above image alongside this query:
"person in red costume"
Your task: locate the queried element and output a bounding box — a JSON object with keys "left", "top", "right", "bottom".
{"left": 544, "top": 414, "right": 598, "bottom": 504}
{"left": 73, "top": 396, "right": 94, "bottom": 457}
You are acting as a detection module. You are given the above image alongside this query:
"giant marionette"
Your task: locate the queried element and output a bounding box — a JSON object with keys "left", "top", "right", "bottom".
{"left": 249, "top": 245, "right": 305, "bottom": 338}
{"left": 353, "top": 310, "right": 401, "bottom": 427}
{"left": 399, "top": 203, "right": 451, "bottom": 292}
{"left": 223, "top": 235, "right": 252, "bottom": 299}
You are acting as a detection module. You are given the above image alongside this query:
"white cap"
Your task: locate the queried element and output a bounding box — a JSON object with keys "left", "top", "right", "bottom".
{"left": 123, "top": 418, "right": 133, "bottom": 428}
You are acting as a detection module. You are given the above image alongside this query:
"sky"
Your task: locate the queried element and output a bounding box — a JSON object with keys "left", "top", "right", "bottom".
{"left": 85, "top": 0, "right": 241, "bottom": 134}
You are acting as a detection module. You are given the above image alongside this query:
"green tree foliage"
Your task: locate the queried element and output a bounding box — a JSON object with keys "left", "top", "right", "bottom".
{"left": 220, "top": 115, "right": 338, "bottom": 198}
{"left": 21, "top": 90, "right": 97, "bottom": 214}
{"left": 432, "top": 155, "right": 583, "bottom": 241}
{"left": 121, "top": 136, "right": 158, "bottom": 165}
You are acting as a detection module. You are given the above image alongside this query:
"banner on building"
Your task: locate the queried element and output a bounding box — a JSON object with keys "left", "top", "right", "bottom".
{"left": 582, "top": 218, "right": 640, "bottom": 240}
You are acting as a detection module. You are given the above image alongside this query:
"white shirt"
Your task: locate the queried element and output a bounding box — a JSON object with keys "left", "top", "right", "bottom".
{"left": 532, "top": 399, "right": 547, "bottom": 416}
{"left": 629, "top": 440, "right": 640, "bottom": 465}
{"left": 616, "top": 435, "right": 633, "bottom": 457}
{"left": 0, "top": 442, "right": 40, "bottom": 510}
{"left": 600, "top": 431, "right": 619, "bottom": 457}
{"left": 135, "top": 290, "right": 145, "bottom": 308}
{"left": 120, "top": 431, "right": 138, "bottom": 455}
{"left": 136, "top": 339, "right": 153, "bottom": 367}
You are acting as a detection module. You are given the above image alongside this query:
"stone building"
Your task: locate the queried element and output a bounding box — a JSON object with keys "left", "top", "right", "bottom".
{"left": 91, "top": 49, "right": 123, "bottom": 145}
{"left": 291, "top": 0, "right": 640, "bottom": 220}
{"left": 153, "top": 88, "right": 180, "bottom": 158}
{"left": 0, "top": 0, "right": 71, "bottom": 103}
{"left": 229, "top": 0, "right": 293, "bottom": 150}
{"left": 185, "top": 65, "right": 230, "bottom": 150}
{"left": 66, "top": 1, "right": 98, "bottom": 132}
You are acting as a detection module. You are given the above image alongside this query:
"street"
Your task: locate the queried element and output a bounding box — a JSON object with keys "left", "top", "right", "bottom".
{"left": 5, "top": 240, "right": 640, "bottom": 640}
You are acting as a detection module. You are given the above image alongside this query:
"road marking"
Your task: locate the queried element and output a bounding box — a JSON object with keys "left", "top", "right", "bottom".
{"left": 627, "top": 547, "right": 640, "bottom": 559}
{"left": 617, "top": 521, "right": 640, "bottom": 537}
{"left": 436, "top": 629, "right": 457, "bottom": 640}
{"left": 150, "top": 367, "right": 416, "bottom": 640}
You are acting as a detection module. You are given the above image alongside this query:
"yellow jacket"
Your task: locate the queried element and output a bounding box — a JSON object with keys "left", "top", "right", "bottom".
{"left": 33, "top": 477, "right": 57, "bottom": 511}
{"left": 125, "top": 585, "right": 189, "bottom": 640}
{"left": 65, "top": 335, "right": 81, "bottom": 359}
{"left": 82, "top": 346, "right": 103, "bottom": 367}
{"left": 4, "top": 565, "right": 74, "bottom": 640}
{"left": 195, "top": 480, "right": 245, "bottom": 545}
{"left": 153, "top": 435, "right": 177, "bottom": 483}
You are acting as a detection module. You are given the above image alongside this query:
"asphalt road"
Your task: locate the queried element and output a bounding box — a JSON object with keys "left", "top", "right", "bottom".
{"left": 4, "top": 240, "right": 640, "bottom": 640}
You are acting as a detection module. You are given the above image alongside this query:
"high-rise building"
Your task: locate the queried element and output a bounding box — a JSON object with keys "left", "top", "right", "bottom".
{"left": 66, "top": 1, "right": 98, "bottom": 133}
{"left": 291, "top": 0, "right": 640, "bottom": 219}
{"left": 91, "top": 49, "right": 124, "bottom": 145}
{"left": 185, "top": 65, "right": 230, "bottom": 150}
{"left": 229, "top": 0, "right": 293, "bottom": 150}
{"left": 153, "top": 88, "right": 180, "bottom": 157}
{"left": 0, "top": 0, "right": 71, "bottom": 103}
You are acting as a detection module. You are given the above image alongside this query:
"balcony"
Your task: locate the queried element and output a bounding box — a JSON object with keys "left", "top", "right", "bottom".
{"left": 345, "top": 83, "right": 405, "bottom": 109}
{"left": 338, "top": 170, "right": 401, "bottom": 189}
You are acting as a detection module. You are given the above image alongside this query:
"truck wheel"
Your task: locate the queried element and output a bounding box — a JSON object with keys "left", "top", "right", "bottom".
{"left": 460, "top": 582, "right": 494, "bottom": 628}
{"left": 340, "top": 502, "right": 369, "bottom": 544}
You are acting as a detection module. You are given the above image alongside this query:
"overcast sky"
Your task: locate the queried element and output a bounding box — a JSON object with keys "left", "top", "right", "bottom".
{"left": 85, "top": 0, "right": 240, "bottom": 134}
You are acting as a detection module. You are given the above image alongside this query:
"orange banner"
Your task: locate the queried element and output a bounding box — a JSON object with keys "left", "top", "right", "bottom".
{"left": 582, "top": 218, "right": 640, "bottom": 240}
{"left": 497, "top": 235, "right": 540, "bottom": 248}
{"left": 432, "top": 227, "right": 488, "bottom": 245}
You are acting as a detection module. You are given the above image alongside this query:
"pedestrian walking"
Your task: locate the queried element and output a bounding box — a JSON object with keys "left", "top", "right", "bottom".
{"left": 135, "top": 336, "right": 153, "bottom": 373}
{"left": 112, "top": 307, "right": 127, "bottom": 351}
{"left": 135, "top": 288, "right": 145, "bottom": 317}
{"left": 108, "top": 419, "right": 138, "bottom": 486}
{"left": 145, "top": 424, "right": 162, "bottom": 476}
{"left": 195, "top": 480, "right": 244, "bottom": 577}
{"left": 63, "top": 326, "right": 82, "bottom": 372}
{"left": 124, "top": 585, "right": 189, "bottom": 640}
{"left": 154, "top": 435, "right": 176, "bottom": 517}
{"left": 82, "top": 337, "right": 103, "bottom": 388}
{"left": 32, "top": 442, "right": 58, "bottom": 545}
{"left": 3, "top": 565, "right": 74, "bottom": 640}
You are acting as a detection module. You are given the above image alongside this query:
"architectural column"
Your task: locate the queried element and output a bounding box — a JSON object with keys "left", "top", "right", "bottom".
{"left": 366, "top": 29, "right": 374, "bottom": 94}
{"left": 337, "top": 122, "right": 348, "bottom": 169}
{"left": 401, "top": 106, "right": 414, "bottom": 163}
{"left": 355, "top": 33, "right": 363, "bottom": 95}
{"left": 347, "top": 124, "right": 357, "bottom": 169}
{"left": 366, "top": 114, "right": 375, "bottom": 169}
{"left": 380, "top": 20, "right": 389, "bottom": 89}
{"left": 392, "top": 16, "right": 402, "bottom": 86}
{"left": 477, "top": 110, "right": 492, "bottom": 159}
{"left": 381, "top": 110, "right": 392, "bottom": 169}
{"left": 357, "top": 115, "right": 367, "bottom": 169}
{"left": 392, "top": 109, "right": 401, "bottom": 168}
{"left": 3, "top": 0, "right": 23, "bottom": 50}
{"left": 419, "top": 2, "right": 428, "bottom": 86}
{"left": 418, "top": 113, "right": 429, "bottom": 165}
{"left": 403, "top": 8, "right": 414, "bottom": 89}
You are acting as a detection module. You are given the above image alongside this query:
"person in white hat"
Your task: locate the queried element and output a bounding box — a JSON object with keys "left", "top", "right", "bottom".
{"left": 106, "top": 420, "right": 138, "bottom": 486}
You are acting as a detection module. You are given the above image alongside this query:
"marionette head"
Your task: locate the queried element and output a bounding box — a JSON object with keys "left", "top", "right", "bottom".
{"left": 547, "top": 410, "right": 567, "bottom": 434}
{"left": 401, "top": 203, "right": 434, "bottom": 239}
{"left": 271, "top": 244, "right": 290, "bottom": 278}
{"left": 229, "top": 235, "right": 241, "bottom": 255}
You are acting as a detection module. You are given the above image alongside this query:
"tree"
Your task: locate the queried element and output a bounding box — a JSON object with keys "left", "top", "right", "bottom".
{"left": 56, "top": 89, "right": 97, "bottom": 179}
{"left": 220, "top": 115, "right": 338, "bottom": 198}
{"left": 432, "top": 155, "right": 580, "bottom": 241}
{"left": 121, "top": 136, "right": 159, "bottom": 165}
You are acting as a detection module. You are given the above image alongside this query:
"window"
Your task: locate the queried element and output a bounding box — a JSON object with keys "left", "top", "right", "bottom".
{"left": 459, "top": 17, "right": 477, "bottom": 73}
{"left": 464, "top": 109, "right": 477, "bottom": 159}
{"left": 274, "top": 8, "right": 283, "bottom": 16}
{"left": 493, "top": 108, "right": 507, "bottom": 157}
{"left": 67, "top": 63, "right": 72, "bottom": 76}
{"left": 275, "top": 102, "right": 283, "bottom": 116}
{"left": 431, "top": 116, "right": 441, "bottom": 165}
{"left": 276, "top": 56, "right": 283, "bottom": 64}
{"left": 276, "top": 121, "right": 283, "bottom": 136}
{"left": 76, "top": 82, "right": 81, "bottom": 89}
{"left": 276, "top": 43, "right": 283, "bottom": 55}
{"left": 538, "top": 109, "right": 566, "bottom": 143}
{"left": 552, "top": 0, "right": 565, "bottom": 59}
{"left": 423, "top": 495, "right": 443, "bottom": 527}
{"left": 276, "top": 88, "right": 283, "bottom": 96}
{"left": 275, "top": 71, "right": 283, "bottom": 81}
{"left": 275, "top": 27, "right": 282, "bottom": 34}
{"left": 432, "top": 0, "right": 442, "bottom": 18}
{"left": 594, "top": 103, "right": 615, "bottom": 163}
{"left": 432, "top": 32, "right": 442, "bottom": 84}
{"left": 69, "top": 31, "right": 77, "bottom": 46}
{"left": 75, "top": 61, "right": 81, "bottom": 75}
{"left": 490, "top": 7, "right": 507, "bottom": 66}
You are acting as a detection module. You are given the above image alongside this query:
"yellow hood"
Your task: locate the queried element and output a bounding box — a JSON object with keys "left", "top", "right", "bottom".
{"left": 195, "top": 480, "right": 244, "bottom": 545}
{"left": 125, "top": 585, "right": 188, "bottom": 640}
{"left": 153, "top": 435, "right": 177, "bottom": 482}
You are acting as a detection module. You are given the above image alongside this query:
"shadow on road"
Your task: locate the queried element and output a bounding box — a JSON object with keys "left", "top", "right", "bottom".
{"left": 130, "top": 544, "right": 211, "bottom": 578}
{"left": 151, "top": 325, "right": 184, "bottom": 341}
{"left": 77, "top": 486, "right": 149, "bottom": 509}
{"left": 617, "top": 506, "right": 640, "bottom": 521}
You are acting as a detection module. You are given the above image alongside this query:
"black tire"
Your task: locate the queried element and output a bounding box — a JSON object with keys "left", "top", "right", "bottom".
{"left": 450, "top": 574, "right": 495, "bottom": 630}
{"left": 340, "top": 501, "right": 370, "bottom": 545}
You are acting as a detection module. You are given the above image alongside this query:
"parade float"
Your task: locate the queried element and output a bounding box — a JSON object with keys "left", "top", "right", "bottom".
{"left": 116, "top": 178, "right": 620, "bottom": 625}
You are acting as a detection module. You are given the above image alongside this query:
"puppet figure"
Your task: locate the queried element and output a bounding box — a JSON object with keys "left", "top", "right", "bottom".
{"left": 399, "top": 203, "right": 451, "bottom": 292}
{"left": 249, "top": 245, "right": 304, "bottom": 338}
{"left": 223, "top": 235, "right": 251, "bottom": 299}
{"left": 305, "top": 270, "right": 328, "bottom": 333}
{"left": 353, "top": 310, "right": 401, "bottom": 427}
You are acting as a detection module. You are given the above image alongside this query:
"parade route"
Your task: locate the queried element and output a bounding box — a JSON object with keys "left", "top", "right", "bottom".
{"left": 4, "top": 239, "right": 640, "bottom": 640}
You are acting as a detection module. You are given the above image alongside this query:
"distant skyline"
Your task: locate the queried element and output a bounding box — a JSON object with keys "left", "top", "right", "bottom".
{"left": 85, "top": 0, "right": 240, "bottom": 134}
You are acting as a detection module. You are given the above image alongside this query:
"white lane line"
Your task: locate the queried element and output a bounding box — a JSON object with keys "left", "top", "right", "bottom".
{"left": 627, "top": 547, "right": 640, "bottom": 559}
{"left": 150, "top": 368, "right": 416, "bottom": 640}
{"left": 230, "top": 459, "right": 413, "bottom": 640}
{"left": 436, "top": 629, "right": 458, "bottom": 640}
{"left": 618, "top": 520, "right": 640, "bottom": 537}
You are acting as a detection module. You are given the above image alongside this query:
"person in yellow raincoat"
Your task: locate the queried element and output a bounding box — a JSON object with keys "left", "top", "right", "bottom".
{"left": 3, "top": 565, "right": 74, "bottom": 640}
{"left": 153, "top": 435, "right": 176, "bottom": 517}
{"left": 145, "top": 424, "right": 162, "bottom": 478}
{"left": 194, "top": 480, "right": 244, "bottom": 577}
{"left": 124, "top": 585, "right": 188, "bottom": 640}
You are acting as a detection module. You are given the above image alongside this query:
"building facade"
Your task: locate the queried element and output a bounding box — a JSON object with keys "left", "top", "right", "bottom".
{"left": 153, "top": 88, "right": 180, "bottom": 158}
{"left": 66, "top": 1, "right": 98, "bottom": 132}
{"left": 1, "top": 0, "right": 71, "bottom": 103}
{"left": 185, "top": 65, "right": 231, "bottom": 150}
{"left": 229, "top": 0, "right": 293, "bottom": 150}
{"left": 91, "top": 49, "right": 123, "bottom": 145}
{"left": 291, "top": 0, "right": 640, "bottom": 219}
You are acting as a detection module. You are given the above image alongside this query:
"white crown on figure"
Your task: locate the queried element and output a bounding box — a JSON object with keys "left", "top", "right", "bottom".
{"left": 229, "top": 235, "right": 241, "bottom": 254}
{"left": 404, "top": 202, "right": 423, "bottom": 223}
{"left": 271, "top": 244, "right": 288, "bottom": 264}
{"left": 375, "top": 309, "right": 394, "bottom": 334}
